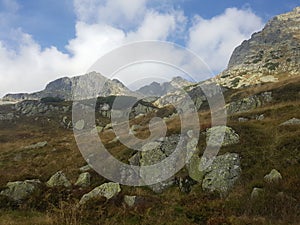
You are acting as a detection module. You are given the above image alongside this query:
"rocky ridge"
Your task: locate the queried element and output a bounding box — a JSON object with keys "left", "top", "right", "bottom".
{"left": 216, "top": 7, "right": 300, "bottom": 88}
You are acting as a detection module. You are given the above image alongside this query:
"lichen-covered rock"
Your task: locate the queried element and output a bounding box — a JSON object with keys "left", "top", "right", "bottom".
{"left": 124, "top": 195, "right": 136, "bottom": 207}
{"left": 0, "top": 179, "right": 41, "bottom": 202}
{"left": 202, "top": 153, "right": 241, "bottom": 197}
{"left": 75, "top": 172, "right": 91, "bottom": 188}
{"left": 226, "top": 92, "right": 272, "bottom": 114}
{"left": 187, "top": 154, "right": 204, "bottom": 182}
{"left": 206, "top": 126, "right": 239, "bottom": 147}
{"left": 79, "top": 182, "right": 121, "bottom": 205}
{"left": 46, "top": 171, "right": 71, "bottom": 188}
{"left": 264, "top": 169, "right": 282, "bottom": 183}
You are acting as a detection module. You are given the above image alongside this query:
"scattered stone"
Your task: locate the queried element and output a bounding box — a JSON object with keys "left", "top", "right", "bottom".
{"left": 251, "top": 187, "right": 264, "bottom": 199}
{"left": 124, "top": 195, "right": 136, "bottom": 207}
{"left": 279, "top": 118, "right": 300, "bottom": 126}
{"left": 206, "top": 126, "right": 239, "bottom": 147}
{"left": 74, "top": 119, "right": 85, "bottom": 130}
{"left": 0, "top": 179, "right": 41, "bottom": 202}
{"left": 238, "top": 117, "right": 249, "bottom": 122}
{"left": 46, "top": 171, "right": 72, "bottom": 188}
{"left": 202, "top": 153, "right": 241, "bottom": 197}
{"left": 256, "top": 114, "right": 265, "bottom": 121}
{"left": 79, "top": 164, "right": 92, "bottom": 172}
{"left": 264, "top": 169, "right": 282, "bottom": 183}
{"left": 75, "top": 172, "right": 91, "bottom": 188}
{"left": 24, "top": 141, "right": 48, "bottom": 150}
{"left": 79, "top": 182, "right": 121, "bottom": 205}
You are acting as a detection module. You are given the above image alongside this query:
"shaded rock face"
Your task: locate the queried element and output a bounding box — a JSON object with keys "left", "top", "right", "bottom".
{"left": 0, "top": 180, "right": 41, "bottom": 202}
{"left": 227, "top": 92, "right": 272, "bottom": 114}
{"left": 46, "top": 171, "right": 71, "bottom": 188}
{"left": 216, "top": 7, "right": 300, "bottom": 88}
{"left": 201, "top": 153, "right": 241, "bottom": 197}
{"left": 79, "top": 182, "right": 121, "bottom": 205}
{"left": 206, "top": 126, "right": 239, "bottom": 147}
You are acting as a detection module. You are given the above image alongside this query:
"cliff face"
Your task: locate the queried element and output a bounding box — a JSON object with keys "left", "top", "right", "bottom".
{"left": 216, "top": 7, "right": 300, "bottom": 88}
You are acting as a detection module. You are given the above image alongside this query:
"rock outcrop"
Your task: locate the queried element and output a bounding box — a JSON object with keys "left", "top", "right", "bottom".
{"left": 0, "top": 180, "right": 42, "bottom": 202}
{"left": 79, "top": 182, "right": 121, "bottom": 205}
{"left": 46, "top": 171, "right": 72, "bottom": 188}
{"left": 216, "top": 7, "right": 300, "bottom": 88}
{"left": 206, "top": 126, "right": 239, "bottom": 147}
{"left": 201, "top": 153, "right": 241, "bottom": 197}
{"left": 264, "top": 169, "right": 282, "bottom": 183}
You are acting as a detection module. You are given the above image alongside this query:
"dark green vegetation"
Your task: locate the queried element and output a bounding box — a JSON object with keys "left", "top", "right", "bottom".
{"left": 0, "top": 77, "right": 299, "bottom": 224}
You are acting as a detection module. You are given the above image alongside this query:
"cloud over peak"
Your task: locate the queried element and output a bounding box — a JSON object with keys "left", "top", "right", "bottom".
{"left": 0, "top": 1, "right": 264, "bottom": 97}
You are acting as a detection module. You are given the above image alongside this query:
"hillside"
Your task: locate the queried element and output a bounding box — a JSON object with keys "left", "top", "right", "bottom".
{"left": 0, "top": 7, "right": 299, "bottom": 225}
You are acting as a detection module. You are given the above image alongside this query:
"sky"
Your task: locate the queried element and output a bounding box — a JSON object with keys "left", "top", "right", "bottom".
{"left": 0, "top": 0, "right": 299, "bottom": 97}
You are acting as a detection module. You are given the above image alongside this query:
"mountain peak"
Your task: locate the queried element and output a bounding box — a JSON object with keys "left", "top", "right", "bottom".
{"left": 216, "top": 7, "right": 300, "bottom": 89}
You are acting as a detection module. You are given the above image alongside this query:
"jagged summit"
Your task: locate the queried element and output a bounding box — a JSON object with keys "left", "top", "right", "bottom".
{"left": 216, "top": 7, "right": 300, "bottom": 89}
{"left": 137, "top": 76, "right": 194, "bottom": 97}
{"left": 3, "top": 72, "right": 136, "bottom": 101}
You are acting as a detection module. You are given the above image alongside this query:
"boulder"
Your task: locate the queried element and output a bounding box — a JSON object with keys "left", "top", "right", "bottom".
{"left": 79, "top": 182, "right": 121, "bottom": 205}
{"left": 251, "top": 187, "right": 264, "bottom": 199}
{"left": 206, "top": 126, "right": 239, "bottom": 147}
{"left": 0, "top": 179, "right": 41, "bottom": 202}
{"left": 75, "top": 172, "right": 91, "bottom": 188}
{"left": 46, "top": 171, "right": 72, "bottom": 188}
{"left": 264, "top": 169, "right": 282, "bottom": 183}
{"left": 124, "top": 195, "right": 136, "bottom": 207}
{"left": 202, "top": 153, "right": 241, "bottom": 197}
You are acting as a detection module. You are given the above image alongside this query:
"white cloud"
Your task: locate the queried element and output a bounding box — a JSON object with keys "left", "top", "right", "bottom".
{"left": 0, "top": 3, "right": 264, "bottom": 97}
{"left": 0, "top": 1, "right": 187, "bottom": 97}
{"left": 187, "top": 8, "right": 263, "bottom": 73}
{"left": 73, "top": 0, "right": 149, "bottom": 28}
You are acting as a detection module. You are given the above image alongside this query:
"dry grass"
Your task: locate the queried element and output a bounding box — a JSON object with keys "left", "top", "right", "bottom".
{"left": 0, "top": 76, "right": 299, "bottom": 224}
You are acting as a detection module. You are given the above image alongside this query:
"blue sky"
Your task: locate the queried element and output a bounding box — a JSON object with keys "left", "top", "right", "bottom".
{"left": 0, "top": 0, "right": 299, "bottom": 96}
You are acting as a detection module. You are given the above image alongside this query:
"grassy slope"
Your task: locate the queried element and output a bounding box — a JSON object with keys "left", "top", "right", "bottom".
{"left": 0, "top": 78, "right": 299, "bottom": 224}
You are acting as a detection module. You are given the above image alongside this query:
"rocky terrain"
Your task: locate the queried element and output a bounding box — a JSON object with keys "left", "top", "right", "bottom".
{"left": 0, "top": 7, "right": 299, "bottom": 225}
{"left": 216, "top": 7, "right": 300, "bottom": 88}
{"left": 3, "top": 72, "right": 137, "bottom": 102}
{"left": 137, "top": 76, "right": 194, "bottom": 97}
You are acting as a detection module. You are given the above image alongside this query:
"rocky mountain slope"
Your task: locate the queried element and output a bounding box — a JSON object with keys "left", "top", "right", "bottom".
{"left": 137, "top": 76, "right": 194, "bottom": 97}
{"left": 3, "top": 72, "right": 137, "bottom": 101}
{"left": 216, "top": 7, "right": 300, "bottom": 88}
